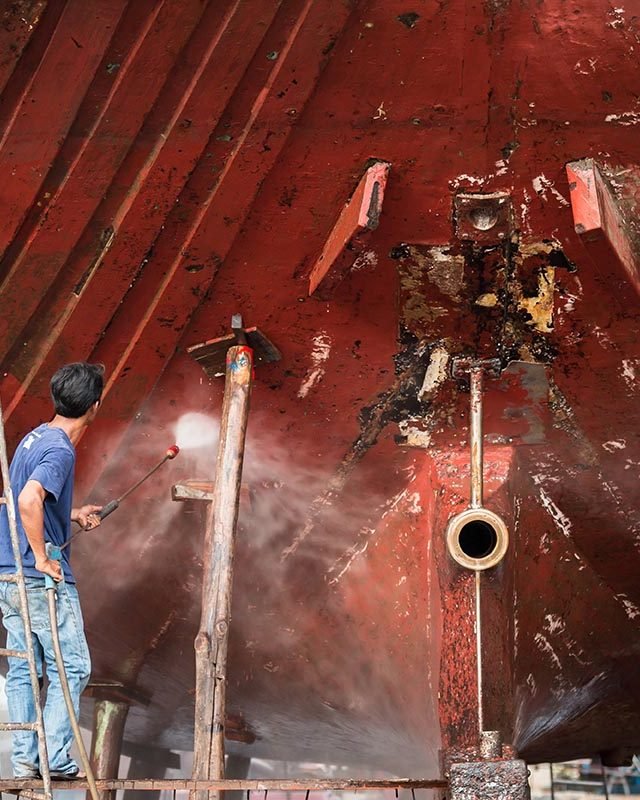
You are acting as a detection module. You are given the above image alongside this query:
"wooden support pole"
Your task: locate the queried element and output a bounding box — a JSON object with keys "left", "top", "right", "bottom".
{"left": 89, "top": 699, "right": 129, "bottom": 800}
{"left": 191, "top": 344, "right": 254, "bottom": 800}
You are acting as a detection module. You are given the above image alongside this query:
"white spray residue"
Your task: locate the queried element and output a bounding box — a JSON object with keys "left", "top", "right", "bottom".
{"left": 534, "top": 632, "right": 563, "bottom": 672}
{"left": 328, "top": 537, "right": 370, "bottom": 585}
{"left": 520, "top": 188, "right": 532, "bottom": 234}
{"left": 532, "top": 476, "right": 573, "bottom": 539}
{"left": 616, "top": 593, "right": 640, "bottom": 619}
{"left": 574, "top": 57, "right": 598, "bottom": 75}
{"left": 602, "top": 439, "right": 626, "bottom": 452}
{"left": 621, "top": 359, "right": 637, "bottom": 391}
{"left": 351, "top": 249, "right": 378, "bottom": 271}
{"left": 544, "top": 613, "right": 565, "bottom": 634}
{"left": 404, "top": 491, "right": 423, "bottom": 515}
{"left": 298, "top": 332, "right": 331, "bottom": 398}
{"left": 605, "top": 111, "right": 640, "bottom": 126}
{"left": 607, "top": 6, "right": 625, "bottom": 29}
{"left": 449, "top": 173, "right": 486, "bottom": 190}
{"left": 174, "top": 412, "right": 220, "bottom": 450}
{"left": 594, "top": 327, "right": 613, "bottom": 349}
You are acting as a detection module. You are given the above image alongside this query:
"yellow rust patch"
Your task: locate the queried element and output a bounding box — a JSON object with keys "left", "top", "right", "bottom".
{"left": 476, "top": 292, "right": 498, "bottom": 307}
{"left": 518, "top": 266, "right": 555, "bottom": 333}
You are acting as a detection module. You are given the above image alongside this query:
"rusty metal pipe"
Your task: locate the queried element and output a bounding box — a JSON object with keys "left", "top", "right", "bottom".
{"left": 469, "top": 367, "right": 484, "bottom": 509}
{"left": 475, "top": 570, "right": 484, "bottom": 734}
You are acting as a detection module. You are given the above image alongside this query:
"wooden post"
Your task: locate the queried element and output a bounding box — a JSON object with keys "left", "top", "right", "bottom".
{"left": 89, "top": 699, "right": 129, "bottom": 800}
{"left": 191, "top": 344, "right": 253, "bottom": 800}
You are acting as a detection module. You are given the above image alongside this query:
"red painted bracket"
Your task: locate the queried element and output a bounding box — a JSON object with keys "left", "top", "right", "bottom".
{"left": 566, "top": 159, "right": 640, "bottom": 295}
{"left": 308, "top": 160, "right": 390, "bottom": 295}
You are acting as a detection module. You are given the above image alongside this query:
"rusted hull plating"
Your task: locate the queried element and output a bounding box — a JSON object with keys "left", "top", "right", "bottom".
{"left": 0, "top": 0, "right": 639, "bottom": 776}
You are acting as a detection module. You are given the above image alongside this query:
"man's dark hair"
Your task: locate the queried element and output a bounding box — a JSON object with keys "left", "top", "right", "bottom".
{"left": 50, "top": 363, "right": 105, "bottom": 418}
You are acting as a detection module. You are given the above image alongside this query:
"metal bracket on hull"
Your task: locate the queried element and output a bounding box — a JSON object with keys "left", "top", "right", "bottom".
{"left": 450, "top": 357, "right": 501, "bottom": 381}
{"left": 454, "top": 192, "right": 512, "bottom": 245}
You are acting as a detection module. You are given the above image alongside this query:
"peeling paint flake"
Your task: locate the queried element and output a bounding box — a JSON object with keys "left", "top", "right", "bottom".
{"left": 398, "top": 418, "right": 433, "bottom": 448}
{"left": 603, "top": 439, "right": 626, "bottom": 452}
{"left": 449, "top": 173, "right": 486, "bottom": 190}
{"left": 605, "top": 111, "right": 640, "bottom": 126}
{"left": 607, "top": 6, "right": 626, "bottom": 29}
{"left": 419, "top": 345, "right": 449, "bottom": 400}
{"left": 532, "top": 174, "right": 569, "bottom": 206}
{"left": 297, "top": 332, "right": 331, "bottom": 398}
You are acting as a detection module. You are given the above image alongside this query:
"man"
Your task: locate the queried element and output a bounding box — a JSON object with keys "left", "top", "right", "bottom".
{"left": 0, "top": 362, "right": 104, "bottom": 779}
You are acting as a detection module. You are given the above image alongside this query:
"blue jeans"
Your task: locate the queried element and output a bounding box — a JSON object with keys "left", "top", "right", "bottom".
{"left": 0, "top": 577, "right": 91, "bottom": 777}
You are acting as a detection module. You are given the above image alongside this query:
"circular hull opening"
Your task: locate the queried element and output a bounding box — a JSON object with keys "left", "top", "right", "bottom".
{"left": 446, "top": 508, "right": 509, "bottom": 570}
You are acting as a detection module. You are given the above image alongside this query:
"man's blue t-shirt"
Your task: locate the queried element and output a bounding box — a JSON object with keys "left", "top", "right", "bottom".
{"left": 0, "top": 424, "right": 76, "bottom": 583}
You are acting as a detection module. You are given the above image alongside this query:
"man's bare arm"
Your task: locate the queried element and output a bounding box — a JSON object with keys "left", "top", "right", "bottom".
{"left": 18, "top": 480, "right": 62, "bottom": 582}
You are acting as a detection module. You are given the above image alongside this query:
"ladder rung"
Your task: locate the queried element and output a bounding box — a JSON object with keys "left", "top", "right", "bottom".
{"left": 0, "top": 574, "right": 18, "bottom": 583}
{"left": 0, "top": 648, "right": 28, "bottom": 659}
{"left": 0, "top": 722, "right": 38, "bottom": 731}
{"left": 12, "top": 790, "right": 47, "bottom": 800}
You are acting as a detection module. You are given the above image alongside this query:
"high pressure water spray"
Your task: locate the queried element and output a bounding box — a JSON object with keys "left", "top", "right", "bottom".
{"left": 40, "top": 445, "right": 180, "bottom": 799}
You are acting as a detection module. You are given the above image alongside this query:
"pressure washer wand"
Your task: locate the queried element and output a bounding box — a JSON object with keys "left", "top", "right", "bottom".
{"left": 64, "top": 445, "right": 180, "bottom": 549}
{"left": 98, "top": 444, "right": 180, "bottom": 521}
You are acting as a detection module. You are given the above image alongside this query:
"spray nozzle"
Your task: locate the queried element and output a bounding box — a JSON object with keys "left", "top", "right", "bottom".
{"left": 166, "top": 445, "right": 180, "bottom": 460}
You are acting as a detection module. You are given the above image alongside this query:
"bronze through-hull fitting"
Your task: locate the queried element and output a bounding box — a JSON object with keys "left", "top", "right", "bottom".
{"left": 446, "top": 507, "right": 509, "bottom": 571}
